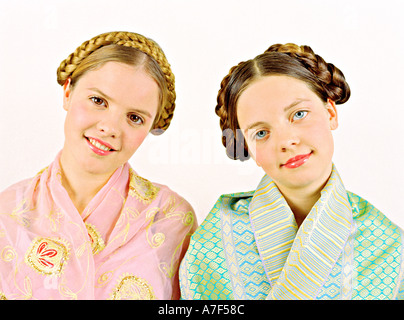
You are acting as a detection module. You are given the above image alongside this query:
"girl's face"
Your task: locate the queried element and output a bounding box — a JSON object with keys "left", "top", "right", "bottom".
{"left": 61, "top": 61, "right": 160, "bottom": 177}
{"left": 237, "top": 75, "right": 338, "bottom": 194}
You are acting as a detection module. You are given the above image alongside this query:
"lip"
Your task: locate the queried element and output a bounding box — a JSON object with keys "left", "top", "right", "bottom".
{"left": 85, "top": 136, "right": 116, "bottom": 156}
{"left": 282, "top": 152, "right": 312, "bottom": 169}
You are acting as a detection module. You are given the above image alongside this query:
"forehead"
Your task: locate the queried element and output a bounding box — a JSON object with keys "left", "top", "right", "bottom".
{"left": 236, "top": 75, "right": 321, "bottom": 126}
{"left": 74, "top": 61, "right": 160, "bottom": 104}
{"left": 238, "top": 75, "right": 316, "bottom": 108}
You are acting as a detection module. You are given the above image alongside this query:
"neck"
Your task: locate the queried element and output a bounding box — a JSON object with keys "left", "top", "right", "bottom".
{"left": 281, "top": 187, "right": 322, "bottom": 227}
{"left": 278, "top": 169, "right": 332, "bottom": 228}
{"left": 59, "top": 153, "right": 113, "bottom": 214}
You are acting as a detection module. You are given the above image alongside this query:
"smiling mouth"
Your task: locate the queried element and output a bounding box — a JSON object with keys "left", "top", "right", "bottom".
{"left": 85, "top": 136, "right": 116, "bottom": 155}
{"left": 281, "top": 152, "right": 313, "bottom": 169}
{"left": 87, "top": 137, "right": 113, "bottom": 151}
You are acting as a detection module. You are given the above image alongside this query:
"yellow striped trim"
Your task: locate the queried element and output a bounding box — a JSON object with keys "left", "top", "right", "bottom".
{"left": 251, "top": 164, "right": 353, "bottom": 299}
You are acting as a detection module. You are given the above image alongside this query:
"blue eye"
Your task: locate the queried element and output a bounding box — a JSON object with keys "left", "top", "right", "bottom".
{"left": 254, "top": 130, "right": 268, "bottom": 140}
{"left": 293, "top": 110, "right": 308, "bottom": 120}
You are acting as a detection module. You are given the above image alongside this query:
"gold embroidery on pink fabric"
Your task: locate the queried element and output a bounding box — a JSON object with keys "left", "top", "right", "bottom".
{"left": 97, "top": 270, "right": 114, "bottom": 288}
{"left": 59, "top": 284, "right": 78, "bottom": 300}
{"left": 24, "top": 237, "right": 70, "bottom": 276}
{"left": 128, "top": 169, "right": 159, "bottom": 204}
{"left": 85, "top": 223, "right": 105, "bottom": 255}
{"left": 18, "top": 276, "right": 33, "bottom": 300}
{"left": 47, "top": 208, "right": 64, "bottom": 233}
{"left": 1, "top": 246, "right": 16, "bottom": 262}
{"left": 9, "top": 199, "right": 31, "bottom": 228}
{"left": 109, "top": 273, "right": 156, "bottom": 300}
{"left": 35, "top": 167, "right": 48, "bottom": 177}
{"left": 183, "top": 211, "right": 195, "bottom": 226}
{"left": 0, "top": 291, "right": 7, "bottom": 300}
{"left": 144, "top": 208, "right": 165, "bottom": 249}
{"left": 150, "top": 232, "right": 165, "bottom": 248}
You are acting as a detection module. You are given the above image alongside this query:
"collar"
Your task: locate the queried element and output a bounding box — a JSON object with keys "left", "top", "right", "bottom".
{"left": 249, "top": 164, "right": 354, "bottom": 299}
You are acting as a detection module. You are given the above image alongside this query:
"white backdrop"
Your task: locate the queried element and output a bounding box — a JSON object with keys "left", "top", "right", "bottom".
{"left": 0, "top": 0, "right": 403, "bottom": 227}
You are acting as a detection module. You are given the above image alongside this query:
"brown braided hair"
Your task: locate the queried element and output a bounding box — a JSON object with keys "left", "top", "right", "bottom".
{"left": 57, "top": 31, "right": 176, "bottom": 133}
{"left": 215, "top": 43, "right": 351, "bottom": 161}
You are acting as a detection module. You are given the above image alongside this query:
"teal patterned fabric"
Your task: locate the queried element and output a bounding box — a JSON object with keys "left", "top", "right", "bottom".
{"left": 179, "top": 166, "right": 404, "bottom": 300}
{"left": 349, "top": 192, "right": 403, "bottom": 299}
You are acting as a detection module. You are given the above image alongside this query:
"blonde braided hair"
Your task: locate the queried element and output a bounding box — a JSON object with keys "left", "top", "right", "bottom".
{"left": 216, "top": 43, "right": 350, "bottom": 160}
{"left": 57, "top": 31, "right": 176, "bottom": 132}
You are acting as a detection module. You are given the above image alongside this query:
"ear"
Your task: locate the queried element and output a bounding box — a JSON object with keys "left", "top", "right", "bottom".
{"left": 326, "top": 98, "right": 338, "bottom": 130}
{"left": 62, "top": 78, "right": 72, "bottom": 111}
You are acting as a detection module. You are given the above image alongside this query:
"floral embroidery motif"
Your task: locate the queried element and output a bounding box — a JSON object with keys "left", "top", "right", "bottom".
{"left": 1, "top": 246, "right": 16, "bottom": 262}
{"left": 25, "top": 237, "right": 70, "bottom": 276}
{"left": 150, "top": 232, "right": 165, "bottom": 248}
{"left": 86, "top": 223, "right": 105, "bottom": 255}
{"left": 128, "top": 169, "right": 160, "bottom": 204}
{"left": 109, "top": 273, "right": 156, "bottom": 300}
{"left": 0, "top": 291, "right": 7, "bottom": 300}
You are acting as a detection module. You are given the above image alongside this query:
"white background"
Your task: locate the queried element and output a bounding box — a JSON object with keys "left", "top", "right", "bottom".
{"left": 0, "top": 0, "right": 403, "bottom": 227}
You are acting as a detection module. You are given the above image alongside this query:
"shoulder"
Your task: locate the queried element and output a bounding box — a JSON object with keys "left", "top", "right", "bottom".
{"left": 0, "top": 172, "right": 44, "bottom": 230}
{"left": 0, "top": 175, "right": 39, "bottom": 209}
{"left": 347, "top": 191, "right": 397, "bottom": 226}
{"left": 0, "top": 166, "right": 48, "bottom": 195}
{"left": 128, "top": 169, "right": 196, "bottom": 233}
{"left": 191, "top": 190, "right": 254, "bottom": 245}
{"left": 211, "top": 190, "right": 255, "bottom": 216}
{"left": 347, "top": 190, "right": 403, "bottom": 241}
{"left": 128, "top": 168, "right": 193, "bottom": 211}
{"left": 0, "top": 178, "right": 31, "bottom": 195}
{"left": 180, "top": 191, "right": 254, "bottom": 300}
{"left": 347, "top": 191, "right": 379, "bottom": 217}
{"left": 218, "top": 190, "right": 255, "bottom": 201}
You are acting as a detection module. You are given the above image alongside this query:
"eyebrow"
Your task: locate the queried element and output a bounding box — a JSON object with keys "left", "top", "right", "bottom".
{"left": 243, "top": 99, "right": 309, "bottom": 133}
{"left": 283, "top": 99, "right": 308, "bottom": 112}
{"left": 88, "top": 87, "right": 153, "bottom": 119}
{"left": 244, "top": 121, "right": 268, "bottom": 133}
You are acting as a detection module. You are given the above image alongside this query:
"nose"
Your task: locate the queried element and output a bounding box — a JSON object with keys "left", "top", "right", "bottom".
{"left": 96, "top": 112, "right": 121, "bottom": 138}
{"left": 275, "top": 126, "right": 300, "bottom": 152}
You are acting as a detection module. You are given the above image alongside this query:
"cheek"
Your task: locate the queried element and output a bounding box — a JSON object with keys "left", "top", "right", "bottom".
{"left": 65, "top": 102, "right": 94, "bottom": 133}
{"left": 246, "top": 138, "right": 257, "bottom": 160}
{"left": 307, "top": 123, "right": 334, "bottom": 156}
{"left": 254, "top": 143, "right": 276, "bottom": 168}
{"left": 123, "top": 129, "right": 149, "bottom": 153}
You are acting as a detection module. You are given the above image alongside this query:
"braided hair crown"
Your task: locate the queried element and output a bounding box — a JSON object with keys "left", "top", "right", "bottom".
{"left": 57, "top": 31, "right": 176, "bottom": 132}
{"left": 215, "top": 43, "right": 350, "bottom": 161}
{"left": 264, "top": 43, "right": 350, "bottom": 104}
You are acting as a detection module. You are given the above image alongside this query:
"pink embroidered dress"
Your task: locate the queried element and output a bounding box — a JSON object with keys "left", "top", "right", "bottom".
{"left": 0, "top": 153, "right": 196, "bottom": 300}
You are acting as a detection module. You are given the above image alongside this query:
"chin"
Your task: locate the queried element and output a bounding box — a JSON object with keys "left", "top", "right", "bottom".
{"left": 79, "top": 158, "right": 117, "bottom": 176}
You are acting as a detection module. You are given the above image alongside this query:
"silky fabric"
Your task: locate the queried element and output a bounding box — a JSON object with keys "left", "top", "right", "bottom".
{"left": 180, "top": 165, "right": 404, "bottom": 300}
{"left": 0, "top": 153, "right": 196, "bottom": 300}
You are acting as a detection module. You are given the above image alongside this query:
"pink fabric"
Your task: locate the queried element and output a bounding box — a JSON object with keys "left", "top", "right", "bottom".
{"left": 0, "top": 154, "right": 196, "bottom": 300}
